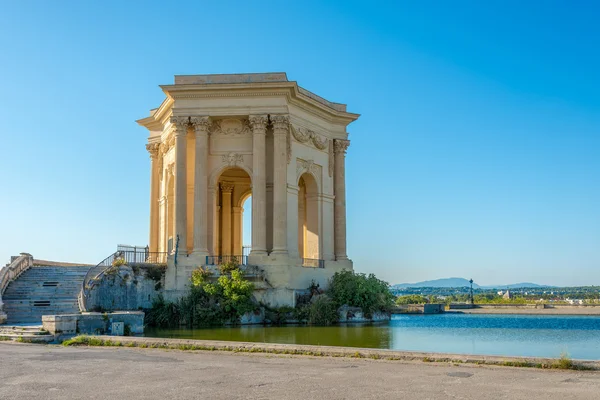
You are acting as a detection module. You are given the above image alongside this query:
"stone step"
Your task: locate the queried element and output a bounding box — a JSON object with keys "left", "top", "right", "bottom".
{"left": 0, "top": 333, "right": 55, "bottom": 342}
{"left": 2, "top": 265, "right": 89, "bottom": 324}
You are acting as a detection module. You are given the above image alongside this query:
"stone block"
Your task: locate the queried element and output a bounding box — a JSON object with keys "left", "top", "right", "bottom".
{"left": 42, "top": 314, "right": 78, "bottom": 335}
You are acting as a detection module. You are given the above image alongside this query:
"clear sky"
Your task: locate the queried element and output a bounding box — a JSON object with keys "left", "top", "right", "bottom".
{"left": 1, "top": 1, "right": 598, "bottom": 286}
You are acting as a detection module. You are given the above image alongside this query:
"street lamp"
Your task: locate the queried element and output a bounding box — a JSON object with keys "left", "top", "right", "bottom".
{"left": 469, "top": 279, "right": 474, "bottom": 305}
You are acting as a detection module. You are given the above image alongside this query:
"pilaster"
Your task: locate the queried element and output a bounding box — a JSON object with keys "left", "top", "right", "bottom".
{"left": 146, "top": 143, "right": 161, "bottom": 253}
{"left": 271, "top": 114, "right": 290, "bottom": 255}
{"left": 171, "top": 116, "right": 189, "bottom": 255}
{"left": 249, "top": 115, "right": 268, "bottom": 256}
{"left": 333, "top": 139, "right": 350, "bottom": 260}
{"left": 190, "top": 116, "right": 211, "bottom": 255}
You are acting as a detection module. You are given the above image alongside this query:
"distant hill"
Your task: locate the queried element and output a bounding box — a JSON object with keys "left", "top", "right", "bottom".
{"left": 480, "top": 282, "right": 548, "bottom": 289}
{"left": 393, "top": 278, "right": 479, "bottom": 289}
{"left": 392, "top": 278, "right": 550, "bottom": 289}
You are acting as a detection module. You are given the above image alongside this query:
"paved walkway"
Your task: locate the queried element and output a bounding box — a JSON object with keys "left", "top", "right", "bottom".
{"left": 1, "top": 343, "right": 599, "bottom": 399}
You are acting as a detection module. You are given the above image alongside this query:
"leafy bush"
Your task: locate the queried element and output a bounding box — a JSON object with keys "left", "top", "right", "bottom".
{"left": 145, "top": 295, "right": 181, "bottom": 328}
{"left": 396, "top": 295, "right": 430, "bottom": 305}
{"left": 146, "top": 265, "right": 256, "bottom": 328}
{"left": 263, "top": 305, "right": 295, "bottom": 325}
{"left": 190, "top": 266, "right": 212, "bottom": 287}
{"left": 327, "top": 270, "right": 394, "bottom": 317}
{"left": 112, "top": 258, "right": 127, "bottom": 267}
{"left": 218, "top": 259, "right": 240, "bottom": 275}
{"left": 307, "top": 295, "right": 339, "bottom": 325}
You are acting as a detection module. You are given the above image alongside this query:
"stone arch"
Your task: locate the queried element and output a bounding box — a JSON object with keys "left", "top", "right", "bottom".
{"left": 296, "top": 159, "right": 322, "bottom": 194}
{"left": 298, "top": 172, "right": 320, "bottom": 261}
{"left": 237, "top": 188, "right": 252, "bottom": 208}
{"left": 209, "top": 162, "right": 252, "bottom": 190}
{"left": 212, "top": 166, "right": 252, "bottom": 258}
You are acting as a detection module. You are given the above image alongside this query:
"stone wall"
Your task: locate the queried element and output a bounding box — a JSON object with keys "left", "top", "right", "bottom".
{"left": 42, "top": 312, "right": 145, "bottom": 337}
{"left": 338, "top": 306, "right": 391, "bottom": 323}
{"left": 87, "top": 264, "right": 165, "bottom": 311}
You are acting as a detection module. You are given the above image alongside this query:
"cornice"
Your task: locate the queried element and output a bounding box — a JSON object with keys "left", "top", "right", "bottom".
{"left": 138, "top": 78, "right": 360, "bottom": 132}
{"left": 161, "top": 83, "right": 360, "bottom": 125}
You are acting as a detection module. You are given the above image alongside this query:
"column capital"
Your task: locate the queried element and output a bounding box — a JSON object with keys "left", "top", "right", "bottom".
{"left": 249, "top": 114, "right": 268, "bottom": 133}
{"left": 220, "top": 181, "right": 235, "bottom": 193}
{"left": 170, "top": 116, "right": 190, "bottom": 136}
{"left": 146, "top": 143, "right": 161, "bottom": 160}
{"left": 271, "top": 114, "right": 290, "bottom": 134}
{"left": 190, "top": 116, "right": 211, "bottom": 135}
{"left": 333, "top": 139, "right": 350, "bottom": 155}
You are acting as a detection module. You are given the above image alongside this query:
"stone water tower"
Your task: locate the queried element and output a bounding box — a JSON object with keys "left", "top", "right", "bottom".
{"left": 137, "top": 73, "right": 359, "bottom": 305}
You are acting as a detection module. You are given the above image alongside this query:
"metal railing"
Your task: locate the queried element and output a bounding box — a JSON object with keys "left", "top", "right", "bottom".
{"left": 302, "top": 258, "right": 325, "bottom": 268}
{"left": 205, "top": 255, "right": 248, "bottom": 266}
{"left": 78, "top": 249, "right": 168, "bottom": 312}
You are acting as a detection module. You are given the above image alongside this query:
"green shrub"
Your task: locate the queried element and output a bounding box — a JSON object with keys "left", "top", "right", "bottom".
{"left": 263, "top": 305, "right": 294, "bottom": 325}
{"left": 112, "top": 258, "right": 127, "bottom": 267}
{"left": 327, "top": 270, "right": 394, "bottom": 317}
{"left": 395, "top": 295, "right": 429, "bottom": 305}
{"left": 307, "top": 295, "right": 339, "bottom": 325}
{"left": 218, "top": 259, "right": 239, "bottom": 275}
{"left": 190, "top": 266, "right": 212, "bottom": 287}
{"left": 146, "top": 267, "right": 256, "bottom": 328}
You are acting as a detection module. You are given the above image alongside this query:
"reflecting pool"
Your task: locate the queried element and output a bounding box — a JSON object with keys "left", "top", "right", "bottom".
{"left": 145, "top": 313, "right": 600, "bottom": 360}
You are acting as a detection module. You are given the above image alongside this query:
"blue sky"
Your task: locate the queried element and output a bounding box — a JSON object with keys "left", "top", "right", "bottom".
{"left": 1, "top": 1, "right": 598, "bottom": 286}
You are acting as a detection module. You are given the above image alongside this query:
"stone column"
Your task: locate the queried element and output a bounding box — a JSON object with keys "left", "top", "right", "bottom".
{"left": 171, "top": 116, "right": 189, "bottom": 255}
{"left": 333, "top": 139, "right": 350, "bottom": 260}
{"left": 146, "top": 143, "right": 161, "bottom": 253}
{"left": 271, "top": 115, "right": 290, "bottom": 255}
{"left": 190, "top": 116, "right": 210, "bottom": 256}
{"left": 220, "top": 181, "right": 234, "bottom": 256}
{"left": 249, "top": 115, "right": 268, "bottom": 255}
{"left": 233, "top": 206, "right": 243, "bottom": 256}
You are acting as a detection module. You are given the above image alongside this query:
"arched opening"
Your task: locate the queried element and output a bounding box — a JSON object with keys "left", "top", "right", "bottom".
{"left": 215, "top": 167, "right": 251, "bottom": 261}
{"left": 298, "top": 173, "right": 320, "bottom": 262}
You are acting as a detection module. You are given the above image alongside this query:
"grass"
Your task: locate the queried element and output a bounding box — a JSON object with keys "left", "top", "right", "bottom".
{"left": 60, "top": 335, "right": 597, "bottom": 371}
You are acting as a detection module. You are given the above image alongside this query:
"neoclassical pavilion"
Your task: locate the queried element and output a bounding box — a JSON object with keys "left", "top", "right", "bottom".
{"left": 138, "top": 73, "right": 359, "bottom": 305}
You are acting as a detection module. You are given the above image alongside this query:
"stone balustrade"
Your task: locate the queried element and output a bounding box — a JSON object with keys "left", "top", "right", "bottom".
{"left": 0, "top": 253, "right": 34, "bottom": 324}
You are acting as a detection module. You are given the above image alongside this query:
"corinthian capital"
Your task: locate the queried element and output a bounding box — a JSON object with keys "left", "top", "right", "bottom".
{"left": 170, "top": 116, "right": 189, "bottom": 136}
{"left": 190, "top": 116, "right": 211, "bottom": 135}
{"left": 271, "top": 114, "right": 290, "bottom": 134}
{"left": 248, "top": 115, "right": 268, "bottom": 133}
{"left": 333, "top": 139, "right": 350, "bottom": 154}
{"left": 220, "top": 181, "right": 235, "bottom": 193}
{"left": 146, "top": 143, "right": 160, "bottom": 159}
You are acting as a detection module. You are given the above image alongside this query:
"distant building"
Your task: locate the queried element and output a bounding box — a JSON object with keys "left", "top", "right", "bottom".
{"left": 503, "top": 290, "right": 512, "bottom": 300}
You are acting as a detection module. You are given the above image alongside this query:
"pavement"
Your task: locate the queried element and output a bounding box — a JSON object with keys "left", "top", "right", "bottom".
{"left": 1, "top": 342, "right": 600, "bottom": 399}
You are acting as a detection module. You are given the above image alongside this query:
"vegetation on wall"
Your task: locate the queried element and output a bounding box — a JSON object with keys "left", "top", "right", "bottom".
{"left": 146, "top": 266, "right": 394, "bottom": 328}
{"left": 146, "top": 262, "right": 256, "bottom": 328}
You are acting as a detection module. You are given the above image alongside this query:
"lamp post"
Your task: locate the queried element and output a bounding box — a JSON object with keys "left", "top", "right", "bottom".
{"left": 469, "top": 279, "right": 474, "bottom": 305}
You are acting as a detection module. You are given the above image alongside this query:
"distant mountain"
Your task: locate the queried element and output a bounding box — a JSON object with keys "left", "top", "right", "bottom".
{"left": 392, "top": 278, "right": 550, "bottom": 290}
{"left": 393, "top": 277, "right": 479, "bottom": 289}
{"left": 480, "top": 282, "right": 549, "bottom": 289}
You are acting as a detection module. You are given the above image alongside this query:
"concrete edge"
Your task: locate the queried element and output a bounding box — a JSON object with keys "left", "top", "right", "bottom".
{"left": 65, "top": 335, "right": 600, "bottom": 371}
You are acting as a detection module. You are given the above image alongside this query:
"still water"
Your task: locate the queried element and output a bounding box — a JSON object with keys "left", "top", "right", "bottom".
{"left": 145, "top": 314, "right": 600, "bottom": 360}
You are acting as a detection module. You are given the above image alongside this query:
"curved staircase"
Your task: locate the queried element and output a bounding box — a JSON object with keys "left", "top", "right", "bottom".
{"left": 2, "top": 265, "right": 88, "bottom": 324}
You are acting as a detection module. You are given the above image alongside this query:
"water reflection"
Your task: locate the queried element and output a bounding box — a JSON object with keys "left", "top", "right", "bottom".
{"left": 146, "top": 323, "right": 392, "bottom": 349}
{"left": 145, "top": 314, "right": 600, "bottom": 360}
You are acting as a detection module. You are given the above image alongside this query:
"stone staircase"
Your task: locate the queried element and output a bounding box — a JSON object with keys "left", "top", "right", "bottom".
{"left": 0, "top": 325, "right": 54, "bottom": 342}
{"left": 2, "top": 266, "right": 88, "bottom": 324}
